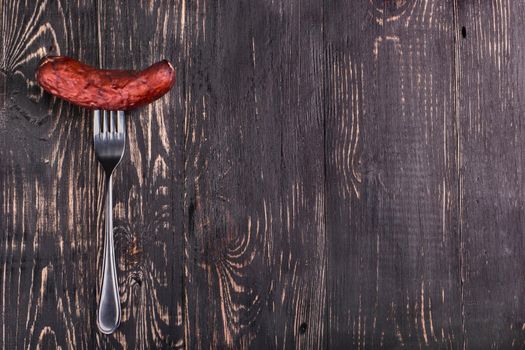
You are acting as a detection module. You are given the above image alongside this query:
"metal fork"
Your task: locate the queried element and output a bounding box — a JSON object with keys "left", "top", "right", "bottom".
{"left": 93, "top": 110, "right": 126, "bottom": 334}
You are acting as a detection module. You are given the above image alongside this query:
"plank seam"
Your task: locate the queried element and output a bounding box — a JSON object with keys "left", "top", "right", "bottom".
{"left": 452, "top": 1, "right": 466, "bottom": 348}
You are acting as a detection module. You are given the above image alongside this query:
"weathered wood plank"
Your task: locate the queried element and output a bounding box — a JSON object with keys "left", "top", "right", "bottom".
{"left": 181, "top": 1, "right": 327, "bottom": 348}
{"left": 5, "top": 0, "right": 525, "bottom": 348}
{"left": 325, "top": 0, "right": 462, "bottom": 348}
{"left": 0, "top": 1, "right": 99, "bottom": 349}
{"left": 97, "top": 0, "right": 185, "bottom": 348}
{"left": 457, "top": 0, "right": 525, "bottom": 347}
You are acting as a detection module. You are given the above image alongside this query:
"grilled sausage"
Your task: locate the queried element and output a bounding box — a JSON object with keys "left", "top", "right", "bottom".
{"left": 36, "top": 56, "right": 176, "bottom": 110}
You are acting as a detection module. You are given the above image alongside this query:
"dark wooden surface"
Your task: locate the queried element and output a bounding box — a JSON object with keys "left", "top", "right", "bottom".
{"left": 1, "top": 0, "right": 524, "bottom": 349}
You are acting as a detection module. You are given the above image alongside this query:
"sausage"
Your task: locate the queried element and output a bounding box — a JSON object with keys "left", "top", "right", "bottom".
{"left": 36, "top": 56, "right": 176, "bottom": 110}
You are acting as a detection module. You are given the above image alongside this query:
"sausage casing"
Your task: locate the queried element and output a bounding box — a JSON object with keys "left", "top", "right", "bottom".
{"left": 36, "top": 56, "right": 176, "bottom": 110}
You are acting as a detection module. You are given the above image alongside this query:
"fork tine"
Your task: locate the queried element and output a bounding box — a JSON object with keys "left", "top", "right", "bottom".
{"left": 117, "top": 111, "right": 125, "bottom": 134}
{"left": 93, "top": 110, "right": 101, "bottom": 135}
{"left": 103, "top": 110, "right": 108, "bottom": 133}
{"left": 110, "top": 111, "right": 116, "bottom": 133}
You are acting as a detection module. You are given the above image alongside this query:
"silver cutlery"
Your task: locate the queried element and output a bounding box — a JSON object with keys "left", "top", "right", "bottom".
{"left": 93, "top": 110, "right": 126, "bottom": 334}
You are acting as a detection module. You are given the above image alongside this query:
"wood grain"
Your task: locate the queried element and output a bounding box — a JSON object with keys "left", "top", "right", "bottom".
{"left": 2, "top": 0, "right": 525, "bottom": 349}
{"left": 1, "top": 1, "right": 100, "bottom": 349}
{"left": 181, "top": 1, "right": 326, "bottom": 348}
{"left": 457, "top": 0, "right": 525, "bottom": 348}
{"left": 324, "top": 0, "right": 463, "bottom": 348}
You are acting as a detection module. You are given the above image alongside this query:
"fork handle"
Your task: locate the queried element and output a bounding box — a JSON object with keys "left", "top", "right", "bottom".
{"left": 97, "top": 174, "right": 121, "bottom": 334}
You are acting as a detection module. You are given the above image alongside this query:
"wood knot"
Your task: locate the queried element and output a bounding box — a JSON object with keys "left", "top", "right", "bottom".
{"left": 130, "top": 272, "right": 143, "bottom": 287}
{"left": 299, "top": 322, "right": 308, "bottom": 334}
{"left": 369, "top": 0, "right": 414, "bottom": 24}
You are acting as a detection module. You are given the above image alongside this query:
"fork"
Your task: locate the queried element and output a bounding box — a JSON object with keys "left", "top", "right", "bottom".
{"left": 93, "top": 110, "right": 126, "bottom": 334}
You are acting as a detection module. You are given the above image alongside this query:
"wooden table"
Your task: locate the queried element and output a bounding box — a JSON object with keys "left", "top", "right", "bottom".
{"left": 0, "top": 0, "right": 523, "bottom": 348}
